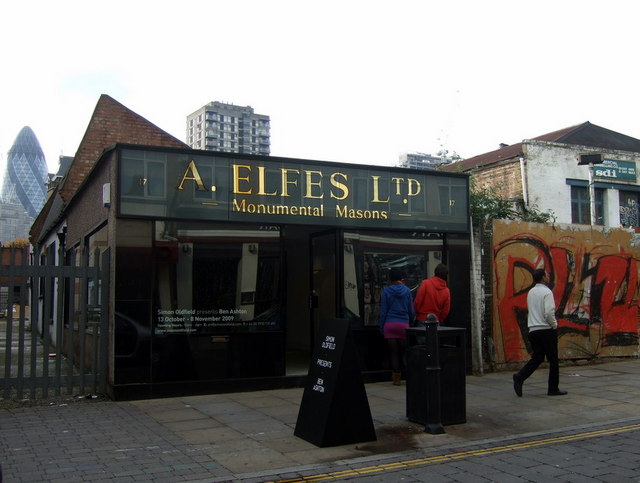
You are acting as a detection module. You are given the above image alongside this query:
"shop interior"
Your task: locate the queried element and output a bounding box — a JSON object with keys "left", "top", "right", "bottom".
{"left": 113, "top": 221, "right": 450, "bottom": 385}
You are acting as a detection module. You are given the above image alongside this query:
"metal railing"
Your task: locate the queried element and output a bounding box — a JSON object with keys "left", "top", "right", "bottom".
{"left": 0, "top": 246, "right": 110, "bottom": 400}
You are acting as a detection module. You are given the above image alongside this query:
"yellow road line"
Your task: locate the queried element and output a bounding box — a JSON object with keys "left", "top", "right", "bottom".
{"left": 268, "top": 423, "right": 640, "bottom": 482}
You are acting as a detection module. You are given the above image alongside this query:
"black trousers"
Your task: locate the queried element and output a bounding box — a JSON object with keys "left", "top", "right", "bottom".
{"left": 517, "top": 328, "right": 559, "bottom": 392}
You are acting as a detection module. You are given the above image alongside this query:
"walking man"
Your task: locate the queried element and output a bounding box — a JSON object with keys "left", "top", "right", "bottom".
{"left": 513, "top": 268, "right": 567, "bottom": 397}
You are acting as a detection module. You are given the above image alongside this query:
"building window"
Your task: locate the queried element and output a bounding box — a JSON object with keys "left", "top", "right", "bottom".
{"left": 342, "top": 231, "right": 442, "bottom": 327}
{"left": 120, "top": 151, "right": 167, "bottom": 199}
{"left": 619, "top": 191, "right": 640, "bottom": 228}
{"left": 571, "top": 186, "right": 604, "bottom": 225}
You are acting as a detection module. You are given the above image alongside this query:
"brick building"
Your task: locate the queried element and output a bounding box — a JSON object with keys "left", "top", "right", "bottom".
{"left": 446, "top": 122, "right": 640, "bottom": 229}
{"left": 29, "top": 95, "right": 471, "bottom": 399}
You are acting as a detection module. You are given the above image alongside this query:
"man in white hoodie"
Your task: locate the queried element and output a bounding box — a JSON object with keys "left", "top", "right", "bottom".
{"left": 513, "top": 268, "right": 567, "bottom": 397}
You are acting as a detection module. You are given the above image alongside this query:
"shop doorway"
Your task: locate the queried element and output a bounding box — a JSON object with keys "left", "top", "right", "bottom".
{"left": 310, "top": 230, "right": 338, "bottom": 344}
{"left": 282, "top": 227, "right": 450, "bottom": 377}
{"left": 283, "top": 226, "right": 339, "bottom": 375}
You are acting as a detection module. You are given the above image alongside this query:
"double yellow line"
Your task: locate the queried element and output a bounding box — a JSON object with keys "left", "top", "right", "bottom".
{"left": 269, "top": 422, "right": 640, "bottom": 482}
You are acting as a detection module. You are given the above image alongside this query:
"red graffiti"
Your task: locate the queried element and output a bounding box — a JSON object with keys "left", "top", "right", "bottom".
{"left": 494, "top": 233, "right": 639, "bottom": 362}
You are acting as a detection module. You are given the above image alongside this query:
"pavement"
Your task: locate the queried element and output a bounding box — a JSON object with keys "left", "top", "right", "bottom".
{"left": 2, "top": 358, "right": 640, "bottom": 482}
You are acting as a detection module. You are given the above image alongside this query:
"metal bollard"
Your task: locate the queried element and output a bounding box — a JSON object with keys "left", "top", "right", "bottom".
{"left": 424, "top": 313, "right": 445, "bottom": 434}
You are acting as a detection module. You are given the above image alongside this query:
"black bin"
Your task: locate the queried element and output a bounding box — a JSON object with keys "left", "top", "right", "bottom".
{"left": 405, "top": 326, "right": 466, "bottom": 426}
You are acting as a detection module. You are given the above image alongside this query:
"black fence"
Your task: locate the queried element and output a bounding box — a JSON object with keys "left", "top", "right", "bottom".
{"left": 0, "top": 246, "right": 110, "bottom": 400}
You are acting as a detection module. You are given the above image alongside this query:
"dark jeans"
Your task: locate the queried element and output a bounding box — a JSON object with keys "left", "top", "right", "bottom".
{"left": 517, "top": 328, "right": 559, "bottom": 392}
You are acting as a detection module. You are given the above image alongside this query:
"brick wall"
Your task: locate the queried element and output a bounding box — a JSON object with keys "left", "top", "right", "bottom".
{"left": 64, "top": 151, "right": 113, "bottom": 248}
{"left": 472, "top": 160, "right": 522, "bottom": 199}
{"left": 59, "top": 95, "right": 188, "bottom": 203}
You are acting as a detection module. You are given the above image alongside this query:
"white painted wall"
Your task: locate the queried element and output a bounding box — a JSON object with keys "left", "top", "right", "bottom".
{"left": 605, "top": 189, "right": 621, "bottom": 228}
{"left": 523, "top": 140, "right": 640, "bottom": 227}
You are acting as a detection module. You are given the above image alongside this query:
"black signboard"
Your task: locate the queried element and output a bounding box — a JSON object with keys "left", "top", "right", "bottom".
{"left": 294, "top": 318, "right": 376, "bottom": 447}
{"left": 117, "top": 146, "right": 470, "bottom": 232}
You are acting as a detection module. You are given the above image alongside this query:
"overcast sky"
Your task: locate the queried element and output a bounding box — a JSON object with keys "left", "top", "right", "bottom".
{"left": 1, "top": 0, "right": 638, "bottom": 177}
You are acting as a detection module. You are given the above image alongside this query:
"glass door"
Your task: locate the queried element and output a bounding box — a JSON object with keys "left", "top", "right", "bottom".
{"left": 309, "top": 230, "right": 338, "bottom": 349}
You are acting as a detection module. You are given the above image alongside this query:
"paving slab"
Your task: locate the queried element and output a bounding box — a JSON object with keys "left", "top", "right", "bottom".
{"left": 1, "top": 359, "right": 640, "bottom": 481}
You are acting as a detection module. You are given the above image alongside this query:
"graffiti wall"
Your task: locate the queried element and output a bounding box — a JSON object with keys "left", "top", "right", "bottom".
{"left": 492, "top": 220, "right": 640, "bottom": 363}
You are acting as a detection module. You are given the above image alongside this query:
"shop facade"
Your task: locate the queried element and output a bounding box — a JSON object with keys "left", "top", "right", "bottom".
{"left": 94, "top": 144, "right": 470, "bottom": 398}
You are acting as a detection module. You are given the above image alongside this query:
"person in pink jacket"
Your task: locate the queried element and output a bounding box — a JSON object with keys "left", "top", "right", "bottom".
{"left": 413, "top": 263, "right": 451, "bottom": 323}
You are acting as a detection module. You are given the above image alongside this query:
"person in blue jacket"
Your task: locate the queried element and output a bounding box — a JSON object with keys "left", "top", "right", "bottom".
{"left": 379, "top": 268, "right": 415, "bottom": 385}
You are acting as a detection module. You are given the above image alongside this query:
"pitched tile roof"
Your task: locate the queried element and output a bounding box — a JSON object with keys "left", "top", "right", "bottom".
{"left": 445, "top": 122, "right": 640, "bottom": 172}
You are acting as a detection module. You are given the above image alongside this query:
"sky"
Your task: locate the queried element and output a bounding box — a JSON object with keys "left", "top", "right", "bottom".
{"left": 1, "top": 0, "right": 639, "bottom": 177}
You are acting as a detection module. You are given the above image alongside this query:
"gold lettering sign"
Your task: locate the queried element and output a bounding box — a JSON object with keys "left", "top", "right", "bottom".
{"left": 177, "top": 160, "right": 206, "bottom": 191}
{"left": 281, "top": 169, "right": 299, "bottom": 197}
{"left": 370, "top": 176, "right": 389, "bottom": 203}
{"left": 257, "top": 166, "right": 277, "bottom": 196}
{"left": 330, "top": 172, "right": 348, "bottom": 200}
{"left": 304, "top": 170, "right": 323, "bottom": 199}
{"left": 233, "top": 164, "right": 252, "bottom": 194}
{"left": 119, "top": 148, "right": 470, "bottom": 231}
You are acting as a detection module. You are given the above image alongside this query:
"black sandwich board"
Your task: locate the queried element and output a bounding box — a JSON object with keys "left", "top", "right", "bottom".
{"left": 294, "top": 318, "right": 376, "bottom": 447}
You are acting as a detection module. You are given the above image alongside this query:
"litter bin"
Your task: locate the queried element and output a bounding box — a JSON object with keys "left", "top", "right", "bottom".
{"left": 406, "top": 326, "right": 466, "bottom": 426}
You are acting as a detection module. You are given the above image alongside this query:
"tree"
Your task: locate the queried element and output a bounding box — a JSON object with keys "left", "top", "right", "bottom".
{"left": 470, "top": 180, "right": 555, "bottom": 230}
{"left": 3, "top": 238, "right": 30, "bottom": 248}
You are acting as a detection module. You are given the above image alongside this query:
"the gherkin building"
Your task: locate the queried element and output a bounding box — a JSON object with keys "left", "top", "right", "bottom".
{"left": 1, "top": 126, "right": 48, "bottom": 218}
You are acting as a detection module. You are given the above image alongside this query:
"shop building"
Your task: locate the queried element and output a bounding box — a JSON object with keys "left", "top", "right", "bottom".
{"left": 31, "top": 95, "right": 471, "bottom": 399}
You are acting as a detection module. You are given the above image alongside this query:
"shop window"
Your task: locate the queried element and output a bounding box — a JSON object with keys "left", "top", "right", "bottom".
{"left": 571, "top": 186, "right": 604, "bottom": 225}
{"left": 343, "top": 231, "right": 443, "bottom": 327}
{"left": 154, "top": 222, "right": 282, "bottom": 335}
{"left": 438, "top": 183, "right": 467, "bottom": 217}
{"left": 121, "top": 151, "right": 166, "bottom": 199}
{"left": 140, "top": 222, "right": 286, "bottom": 381}
{"left": 619, "top": 191, "right": 640, "bottom": 228}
